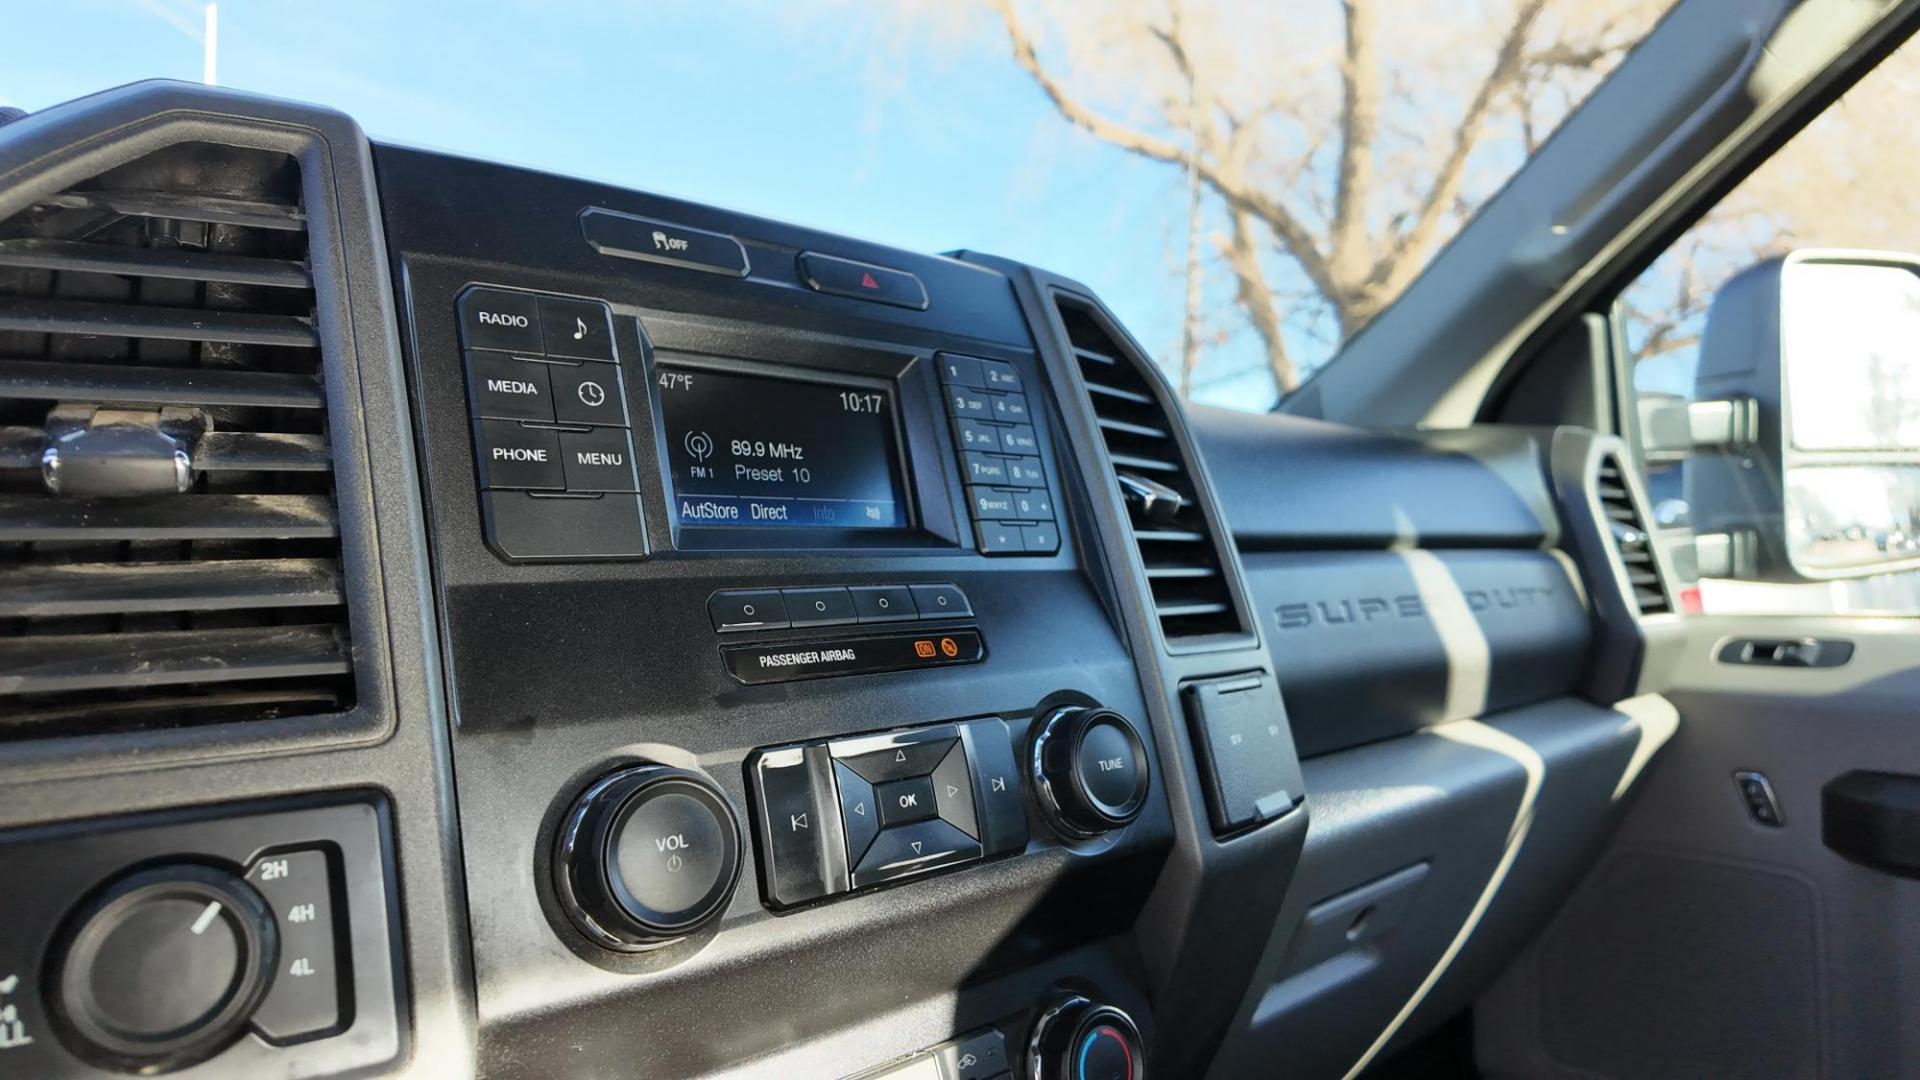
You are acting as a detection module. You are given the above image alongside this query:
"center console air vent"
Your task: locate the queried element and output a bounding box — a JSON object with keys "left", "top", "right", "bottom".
{"left": 0, "top": 142, "right": 356, "bottom": 739}
{"left": 1053, "top": 294, "right": 1246, "bottom": 642}
{"left": 1596, "top": 452, "right": 1670, "bottom": 615}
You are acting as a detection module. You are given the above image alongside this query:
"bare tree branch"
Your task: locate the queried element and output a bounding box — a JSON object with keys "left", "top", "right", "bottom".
{"left": 1378, "top": 0, "right": 1547, "bottom": 296}
{"left": 1328, "top": 0, "right": 1379, "bottom": 304}
{"left": 1214, "top": 210, "right": 1298, "bottom": 391}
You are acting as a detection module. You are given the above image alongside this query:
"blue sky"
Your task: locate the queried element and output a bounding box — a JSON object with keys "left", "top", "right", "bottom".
{"left": 4, "top": 1, "right": 1269, "bottom": 403}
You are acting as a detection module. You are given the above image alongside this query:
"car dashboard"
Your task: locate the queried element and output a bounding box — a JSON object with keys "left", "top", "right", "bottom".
{"left": 0, "top": 82, "right": 1683, "bottom": 1079}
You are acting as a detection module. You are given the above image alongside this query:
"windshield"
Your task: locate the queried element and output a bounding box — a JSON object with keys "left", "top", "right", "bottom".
{"left": 9, "top": 0, "right": 1669, "bottom": 411}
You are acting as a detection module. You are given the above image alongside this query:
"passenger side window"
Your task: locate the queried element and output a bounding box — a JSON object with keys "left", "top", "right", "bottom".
{"left": 1616, "top": 35, "right": 1920, "bottom": 616}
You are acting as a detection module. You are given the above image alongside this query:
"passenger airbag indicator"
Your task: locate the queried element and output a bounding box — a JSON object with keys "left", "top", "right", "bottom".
{"left": 721, "top": 629, "right": 984, "bottom": 684}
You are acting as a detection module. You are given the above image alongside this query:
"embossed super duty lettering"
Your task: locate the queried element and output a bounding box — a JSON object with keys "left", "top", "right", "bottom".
{"left": 1274, "top": 584, "right": 1555, "bottom": 630}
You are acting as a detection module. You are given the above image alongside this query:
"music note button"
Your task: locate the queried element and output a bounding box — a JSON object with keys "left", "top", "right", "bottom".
{"left": 537, "top": 295, "right": 616, "bottom": 362}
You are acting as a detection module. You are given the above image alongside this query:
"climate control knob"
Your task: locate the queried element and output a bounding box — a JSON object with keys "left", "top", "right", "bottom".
{"left": 554, "top": 765, "right": 743, "bottom": 950}
{"left": 1027, "top": 995, "right": 1145, "bottom": 1080}
{"left": 1030, "top": 707, "right": 1149, "bottom": 838}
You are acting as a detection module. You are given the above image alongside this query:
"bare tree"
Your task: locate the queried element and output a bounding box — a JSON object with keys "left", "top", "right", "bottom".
{"left": 974, "top": 0, "right": 1667, "bottom": 396}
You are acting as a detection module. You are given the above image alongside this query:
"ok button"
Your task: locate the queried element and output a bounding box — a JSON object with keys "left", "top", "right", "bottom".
{"left": 876, "top": 776, "right": 939, "bottom": 828}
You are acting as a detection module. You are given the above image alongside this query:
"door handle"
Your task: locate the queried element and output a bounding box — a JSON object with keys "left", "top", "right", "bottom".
{"left": 1716, "top": 637, "right": 1853, "bottom": 668}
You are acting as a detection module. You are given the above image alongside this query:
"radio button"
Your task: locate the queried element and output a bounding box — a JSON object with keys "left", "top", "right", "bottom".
{"left": 466, "top": 351, "right": 554, "bottom": 422}
{"left": 953, "top": 418, "right": 1003, "bottom": 454}
{"left": 998, "top": 424, "right": 1041, "bottom": 455}
{"left": 976, "top": 520, "right": 1023, "bottom": 554}
{"left": 834, "top": 762, "right": 880, "bottom": 865}
{"left": 978, "top": 359, "right": 1023, "bottom": 392}
{"left": 986, "top": 392, "right": 1030, "bottom": 422}
{"left": 945, "top": 386, "right": 992, "bottom": 419}
{"left": 936, "top": 354, "right": 985, "bottom": 388}
{"left": 475, "top": 420, "right": 564, "bottom": 490}
{"left": 1002, "top": 456, "right": 1046, "bottom": 487}
{"left": 458, "top": 287, "right": 543, "bottom": 353}
{"left": 908, "top": 583, "right": 972, "bottom": 619}
{"left": 969, "top": 488, "right": 1018, "bottom": 520}
{"left": 1021, "top": 522, "right": 1061, "bottom": 554}
{"left": 960, "top": 452, "right": 1009, "bottom": 485}
{"left": 783, "top": 587, "right": 857, "bottom": 627}
{"left": 538, "top": 295, "right": 616, "bottom": 362}
{"left": 559, "top": 428, "right": 639, "bottom": 492}
{"left": 709, "top": 589, "right": 790, "bottom": 632}
{"left": 550, "top": 363, "right": 628, "bottom": 427}
{"left": 850, "top": 585, "right": 917, "bottom": 623}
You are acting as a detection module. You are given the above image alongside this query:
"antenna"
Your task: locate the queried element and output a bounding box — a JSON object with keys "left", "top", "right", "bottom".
{"left": 202, "top": 3, "right": 219, "bottom": 86}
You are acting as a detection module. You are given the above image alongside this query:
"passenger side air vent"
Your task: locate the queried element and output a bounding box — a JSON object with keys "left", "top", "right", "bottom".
{"left": 1596, "top": 453, "right": 1671, "bottom": 615}
{"left": 0, "top": 143, "right": 355, "bottom": 739}
{"left": 1053, "top": 294, "right": 1246, "bottom": 641}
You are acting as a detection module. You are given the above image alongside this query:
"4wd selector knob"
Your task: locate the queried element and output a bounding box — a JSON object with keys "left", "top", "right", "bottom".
{"left": 554, "top": 765, "right": 743, "bottom": 950}
{"left": 1027, "top": 995, "right": 1144, "bottom": 1080}
{"left": 49, "top": 864, "right": 277, "bottom": 1072}
{"left": 1031, "top": 707, "right": 1149, "bottom": 837}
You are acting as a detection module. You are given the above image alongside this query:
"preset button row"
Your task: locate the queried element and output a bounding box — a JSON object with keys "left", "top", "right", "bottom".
{"left": 709, "top": 583, "right": 972, "bottom": 632}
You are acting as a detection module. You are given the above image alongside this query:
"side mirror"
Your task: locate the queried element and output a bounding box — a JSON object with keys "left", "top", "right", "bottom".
{"left": 1685, "top": 250, "right": 1920, "bottom": 582}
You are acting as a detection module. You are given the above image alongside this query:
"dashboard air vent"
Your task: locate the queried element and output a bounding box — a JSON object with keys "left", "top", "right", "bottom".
{"left": 1054, "top": 294, "right": 1245, "bottom": 641}
{"left": 0, "top": 143, "right": 355, "bottom": 739}
{"left": 1596, "top": 453, "right": 1670, "bottom": 616}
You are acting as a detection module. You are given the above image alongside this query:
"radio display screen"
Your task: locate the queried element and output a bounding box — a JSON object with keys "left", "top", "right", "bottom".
{"left": 656, "top": 364, "right": 911, "bottom": 530}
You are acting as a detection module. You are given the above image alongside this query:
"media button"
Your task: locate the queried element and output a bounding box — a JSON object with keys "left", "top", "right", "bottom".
{"left": 978, "top": 359, "right": 1022, "bottom": 392}
{"left": 1003, "top": 456, "right": 1045, "bottom": 487}
{"left": 458, "top": 287, "right": 543, "bottom": 353}
{"left": 850, "top": 585, "right": 917, "bottom": 623}
{"left": 550, "top": 362, "right": 629, "bottom": 427}
{"left": 466, "top": 350, "right": 554, "bottom": 422}
{"left": 783, "top": 587, "right": 857, "bottom": 627}
{"left": 936, "top": 354, "right": 985, "bottom": 388}
{"left": 908, "top": 583, "right": 972, "bottom": 619}
{"left": 475, "top": 420, "right": 564, "bottom": 490}
{"left": 709, "top": 589, "right": 789, "bottom": 632}
{"left": 559, "top": 427, "right": 639, "bottom": 492}
{"left": 960, "top": 452, "right": 1008, "bottom": 485}
{"left": 538, "top": 295, "right": 616, "bottom": 362}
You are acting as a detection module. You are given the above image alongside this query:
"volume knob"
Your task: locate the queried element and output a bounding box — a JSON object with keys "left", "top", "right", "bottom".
{"left": 1030, "top": 707, "right": 1149, "bottom": 838}
{"left": 554, "top": 765, "right": 743, "bottom": 949}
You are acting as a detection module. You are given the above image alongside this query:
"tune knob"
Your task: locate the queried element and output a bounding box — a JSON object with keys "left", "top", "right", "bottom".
{"left": 49, "top": 864, "right": 277, "bottom": 1071}
{"left": 1027, "top": 995, "right": 1145, "bottom": 1080}
{"left": 554, "top": 765, "right": 743, "bottom": 949}
{"left": 1030, "top": 707, "right": 1149, "bottom": 837}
